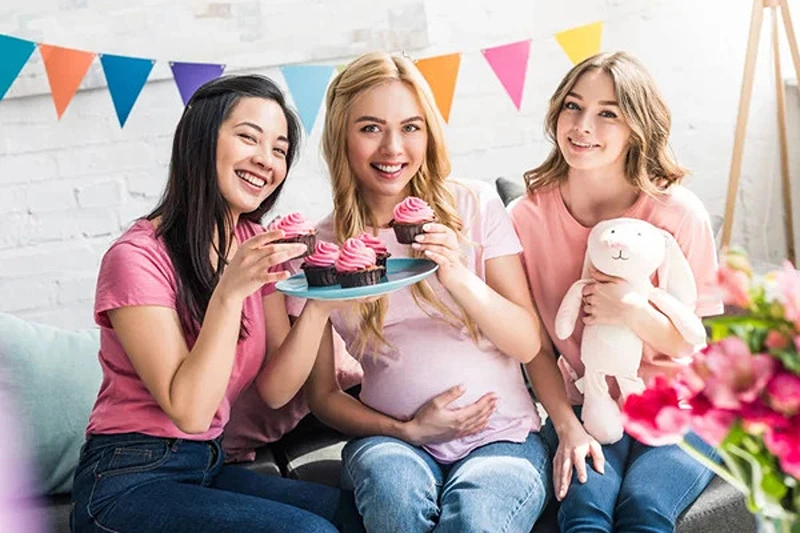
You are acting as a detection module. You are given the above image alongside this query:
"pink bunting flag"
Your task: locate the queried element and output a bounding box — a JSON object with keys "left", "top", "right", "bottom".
{"left": 481, "top": 40, "right": 531, "bottom": 111}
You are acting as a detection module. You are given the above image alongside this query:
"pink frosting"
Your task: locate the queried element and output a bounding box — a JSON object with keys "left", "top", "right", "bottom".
{"left": 304, "top": 241, "right": 340, "bottom": 268}
{"left": 335, "top": 238, "right": 377, "bottom": 273}
{"left": 268, "top": 212, "right": 315, "bottom": 238}
{"left": 392, "top": 196, "right": 435, "bottom": 224}
{"left": 357, "top": 232, "right": 388, "bottom": 255}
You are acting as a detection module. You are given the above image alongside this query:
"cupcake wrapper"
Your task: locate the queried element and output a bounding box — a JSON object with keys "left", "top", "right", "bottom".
{"left": 276, "top": 233, "right": 317, "bottom": 258}
{"left": 391, "top": 223, "right": 426, "bottom": 244}
{"left": 302, "top": 265, "right": 338, "bottom": 287}
{"left": 375, "top": 252, "right": 392, "bottom": 270}
{"left": 339, "top": 267, "right": 385, "bottom": 288}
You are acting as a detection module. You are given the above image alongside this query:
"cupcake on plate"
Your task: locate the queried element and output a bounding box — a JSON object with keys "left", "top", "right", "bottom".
{"left": 357, "top": 232, "right": 392, "bottom": 269}
{"left": 335, "top": 238, "right": 384, "bottom": 288}
{"left": 389, "top": 196, "right": 435, "bottom": 244}
{"left": 268, "top": 212, "right": 317, "bottom": 258}
{"left": 301, "top": 241, "right": 340, "bottom": 287}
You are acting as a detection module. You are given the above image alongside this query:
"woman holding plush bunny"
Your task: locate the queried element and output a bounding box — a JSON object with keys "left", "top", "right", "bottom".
{"left": 70, "top": 75, "right": 359, "bottom": 532}
{"left": 510, "top": 51, "right": 724, "bottom": 532}
{"left": 299, "top": 51, "right": 559, "bottom": 532}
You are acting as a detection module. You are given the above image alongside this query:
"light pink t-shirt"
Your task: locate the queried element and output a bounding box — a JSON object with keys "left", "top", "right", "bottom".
{"left": 86, "top": 218, "right": 275, "bottom": 441}
{"left": 293, "top": 179, "right": 540, "bottom": 463}
{"left": 510, "top": 184, "right": 724, "bottom": 404}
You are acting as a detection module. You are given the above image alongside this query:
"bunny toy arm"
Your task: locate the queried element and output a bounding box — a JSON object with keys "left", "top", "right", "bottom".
{"left": 555, "top": 279, "right": 590, "bottom": 340}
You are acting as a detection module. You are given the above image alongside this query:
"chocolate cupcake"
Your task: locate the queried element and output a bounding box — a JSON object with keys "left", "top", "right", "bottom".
{"left": 357, "top": 231, "right": 391, "bottom": 269}
{"left": 335, "top": 238, "right": 384, "bottom": 288}
{"left": 301, "top": 241, "right": 340, "bottom": 287}
{"left": 267, "top": 212, "right": 317, "bottom": 258}
{"left": 389, "top": 196, "right": 435, "bottom": 244}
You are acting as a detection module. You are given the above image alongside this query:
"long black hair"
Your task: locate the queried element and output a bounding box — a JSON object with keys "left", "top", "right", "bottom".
{"left": 147, "top": 74, "right": 302, "bottom": 339}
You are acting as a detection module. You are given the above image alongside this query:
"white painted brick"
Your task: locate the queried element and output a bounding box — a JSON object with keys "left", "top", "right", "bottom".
{"left": 25, "top": 181, "right": 78, "bottom": 213}
{"left": 0, "top": 279, "right": 53, "bottom": 313}
{"left": 16, "top": 304, "right": 97, "bottom": 331}
{"left": 55, "top": 276, "right": 97, "bottom": 305}
{"left": 0, "top": 185, "right": 27, "bottom": 214}
{"left": 0, "top": 152, "right": 60, "bottom": 185}
{"left": 76, "top": 181, "right": 125, "bottom": 209}
{"left": 0, "top": 242, "right": 104, "bottom": 278}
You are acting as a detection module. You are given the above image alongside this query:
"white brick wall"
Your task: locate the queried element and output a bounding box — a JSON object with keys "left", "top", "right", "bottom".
{"left": 1, "top": 0, "right": 799, "bottom": 328}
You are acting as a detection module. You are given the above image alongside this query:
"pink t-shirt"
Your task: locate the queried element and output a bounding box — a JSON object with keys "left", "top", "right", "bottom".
{"left": 510, "top": 184, "right": 724, "bottom": 404}
{"left": 86, "top": 218, "right": 275, "bottom": 441}
{"left": 292, "top": 179, "right": 540, "bottom": 463}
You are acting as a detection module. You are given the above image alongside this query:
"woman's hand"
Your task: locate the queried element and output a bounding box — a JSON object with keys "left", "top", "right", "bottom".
{"left": 217, "top": 230, "right": 307, "bottom": 303}
{"left": 411, "top": 223, "right": 469, "bottom": 288}
{"left": 553, "top": 422, "right": 605, "bottom": 500}
{"left": 581, "top": 266, "right": 647, "bottom": 327}
{"left": 403, "top": 385, "right": 496, "bottom": 446}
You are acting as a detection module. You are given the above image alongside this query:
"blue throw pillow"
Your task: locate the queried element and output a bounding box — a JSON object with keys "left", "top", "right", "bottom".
{"left": 0, "top": 313, "right": 101, "bottom": 495}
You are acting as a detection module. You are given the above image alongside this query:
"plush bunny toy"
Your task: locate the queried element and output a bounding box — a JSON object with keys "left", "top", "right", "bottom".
{"left": 554, "top": 218, "right": 707, "bottom": 444}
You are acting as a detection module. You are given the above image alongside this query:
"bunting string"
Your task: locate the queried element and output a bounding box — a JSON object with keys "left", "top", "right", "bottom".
{"left": 0, "top": 21, "right": 602, "bottom": 130}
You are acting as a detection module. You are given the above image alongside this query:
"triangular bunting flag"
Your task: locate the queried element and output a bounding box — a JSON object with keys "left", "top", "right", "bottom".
{"left": 555, "top": 21, "right": 603, "bottom": 65}
{"left": 335, "top": 64, "right": 347, "bottom": 74}
{"left": 0, "top": 35, "right": 36, "bottom": 101}
{"left": 481, "top": 40, "right": 531, "bottom": 111}
{"left": 38, "top": 44, "right": 96, "bottom": 119}
{"left": 170, "top": 62, "right": 225, "bottom": 106}
{"left": 100, "top": 54, "right": 155, "bottom": 127}
{"left": 415, "top": 53, "right": 461, "bottom": 123}
{"left": 280, "top": 65, "right": 334, "bottom": 133}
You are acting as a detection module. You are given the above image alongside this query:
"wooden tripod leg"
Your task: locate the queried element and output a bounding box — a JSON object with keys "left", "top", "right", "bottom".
{"left": 721, "top": 0, "right": 765, "bottom": 249}
{"left": 773, "top": 7, "right": 795, "bottom": 264}
{"left": 779, "top": 0, "right": 800, "bottom": 87}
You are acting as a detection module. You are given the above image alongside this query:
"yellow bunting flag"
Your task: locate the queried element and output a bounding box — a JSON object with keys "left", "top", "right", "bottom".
{"left": 39, "top": 44, "right": 96, "bottom": 119}
{"left": 335, "top": 64, "right": 347, "bottom": 74}
{"left": 415, "top": 53, "right": 461, "bottom": 123}
{"left": 555, "top": 21, "right": 603, "bottom": 65}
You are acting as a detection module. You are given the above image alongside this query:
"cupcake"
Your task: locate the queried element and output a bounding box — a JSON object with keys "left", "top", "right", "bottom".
{"left": 268, "top": 212, "right": 317, "bottom": 258}
{"left": 335, "top": 238, "right": 385, "bottom": 288}
{"left": 302, "top": 241, "right": 340, "bottom": 287}
{"left": 389, "top": 196, "right": 435, "bottom": 244}
{"left": 357, "top": 232, "right": 392, "bottom": 269}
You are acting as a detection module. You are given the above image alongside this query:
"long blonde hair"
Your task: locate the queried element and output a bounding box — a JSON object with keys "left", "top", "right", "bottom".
{"left": 524, "top": 51, "right": 687, "bottom": 195}
{"left": 322, "top": 51, "right": 479, "bottom": 356}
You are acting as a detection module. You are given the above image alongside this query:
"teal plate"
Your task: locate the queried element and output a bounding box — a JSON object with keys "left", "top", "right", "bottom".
{"left": 276, "top": 258, "right": 438, "bottom": 300}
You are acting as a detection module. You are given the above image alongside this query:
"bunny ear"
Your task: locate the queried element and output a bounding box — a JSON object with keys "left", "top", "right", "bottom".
{"left": 580, "top": 242, "right": 592, "bottom": 279}
{"left": 656, "top": 230, "right": 697, "bottom": 307}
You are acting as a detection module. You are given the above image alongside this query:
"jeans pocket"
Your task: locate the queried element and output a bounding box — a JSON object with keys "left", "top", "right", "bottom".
{"left": 95, "top": 441, "right": 171, "bottom": 478}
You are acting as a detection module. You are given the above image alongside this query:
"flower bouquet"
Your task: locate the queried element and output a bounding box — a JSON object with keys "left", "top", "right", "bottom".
{"left": 622, "top": 250, "right": 799, "bottom": 532}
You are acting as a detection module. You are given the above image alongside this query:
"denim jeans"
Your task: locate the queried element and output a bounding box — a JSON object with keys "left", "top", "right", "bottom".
{"left": 70, "top": 432, "right": 361, "bottom": 533}
{"left": 341, "top": 432, "right": 552, "bottom": 533}
{"left": 541, "top": 408, "right": 719, "bottom": 533}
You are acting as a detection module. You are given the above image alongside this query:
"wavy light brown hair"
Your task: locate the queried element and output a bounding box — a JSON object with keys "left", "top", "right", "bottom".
{"left": 524, "top": 51, "right": 687, "bottom": 195}
{"left": 322, "top": 51, "right": 479, "bottom": 356}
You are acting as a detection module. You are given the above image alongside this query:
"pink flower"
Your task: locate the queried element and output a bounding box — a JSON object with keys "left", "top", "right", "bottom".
{"left": 765, "top": 330, "right": 790, "bottom": 350}
{"left": 766, "top": 371, "right": 800, "bottom": 416}
{"left": 702, "top": 338, "right": 776, "bottom": 410}
{"left": 717, "top": 265, "right": 751, "bottom": 308}
{"left": 688, "top": 393, "right": 737, "bottom": 447}
{"left": 622, "top": 375, "right": 691, "bottom": 446}
{"left": 763, "top": 419, "right": 800, "bottom": 478}
{"left": 740, "top": 400, "right": 788, "bottom": 435}
{"left": 777, "top": 262, "right": 800, "bottom": 328}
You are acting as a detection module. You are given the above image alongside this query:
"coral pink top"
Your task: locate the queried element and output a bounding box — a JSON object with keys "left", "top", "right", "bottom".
{"left": 86, "top": 219, "right": 276, "bottom": 440}
{"left": 510, "top": 184, "right": 724, "bottom": 404}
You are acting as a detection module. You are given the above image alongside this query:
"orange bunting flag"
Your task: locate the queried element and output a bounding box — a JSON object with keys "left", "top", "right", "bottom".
{"left": 415, "top": 53, "right": 461, "bottom": 123}
{"left": 39, "top": 44, "right": 96, "bottom": 119}
{"left": 555, "top": 21, "right": 603, "bottom": 65}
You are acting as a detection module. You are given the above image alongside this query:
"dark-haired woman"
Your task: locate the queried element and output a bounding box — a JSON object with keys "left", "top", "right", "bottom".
{"left": 70, "top": 75, "right": 357, "bottom": 532}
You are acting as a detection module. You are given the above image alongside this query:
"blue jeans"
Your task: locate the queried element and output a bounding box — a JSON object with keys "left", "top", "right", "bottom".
{"left": 70, "top": 432, "right": 361, "bottom": 533}
{"left": 541, "top": 409, "right": 719, "bottom": 533}
{"left": 342, "top": 433, "right": 552, "bottom": 533}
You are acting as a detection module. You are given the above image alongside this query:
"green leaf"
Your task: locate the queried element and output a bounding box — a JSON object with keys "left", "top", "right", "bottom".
{"left": 771, "top": 349, "right": 800, "bottom": 375}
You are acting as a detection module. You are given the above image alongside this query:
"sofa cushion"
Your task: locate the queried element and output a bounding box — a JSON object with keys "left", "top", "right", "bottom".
{"left": 272, "top": 413, "right": 350, "bottom": 488}
{"left": 495, "top": 176, "right": 526, "bottom": 206}
{"left": 223, "top": 330, "right": 362, "bottom": 463}
{"left": 0, "top": 313, "right": 101, "bottom": 495}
